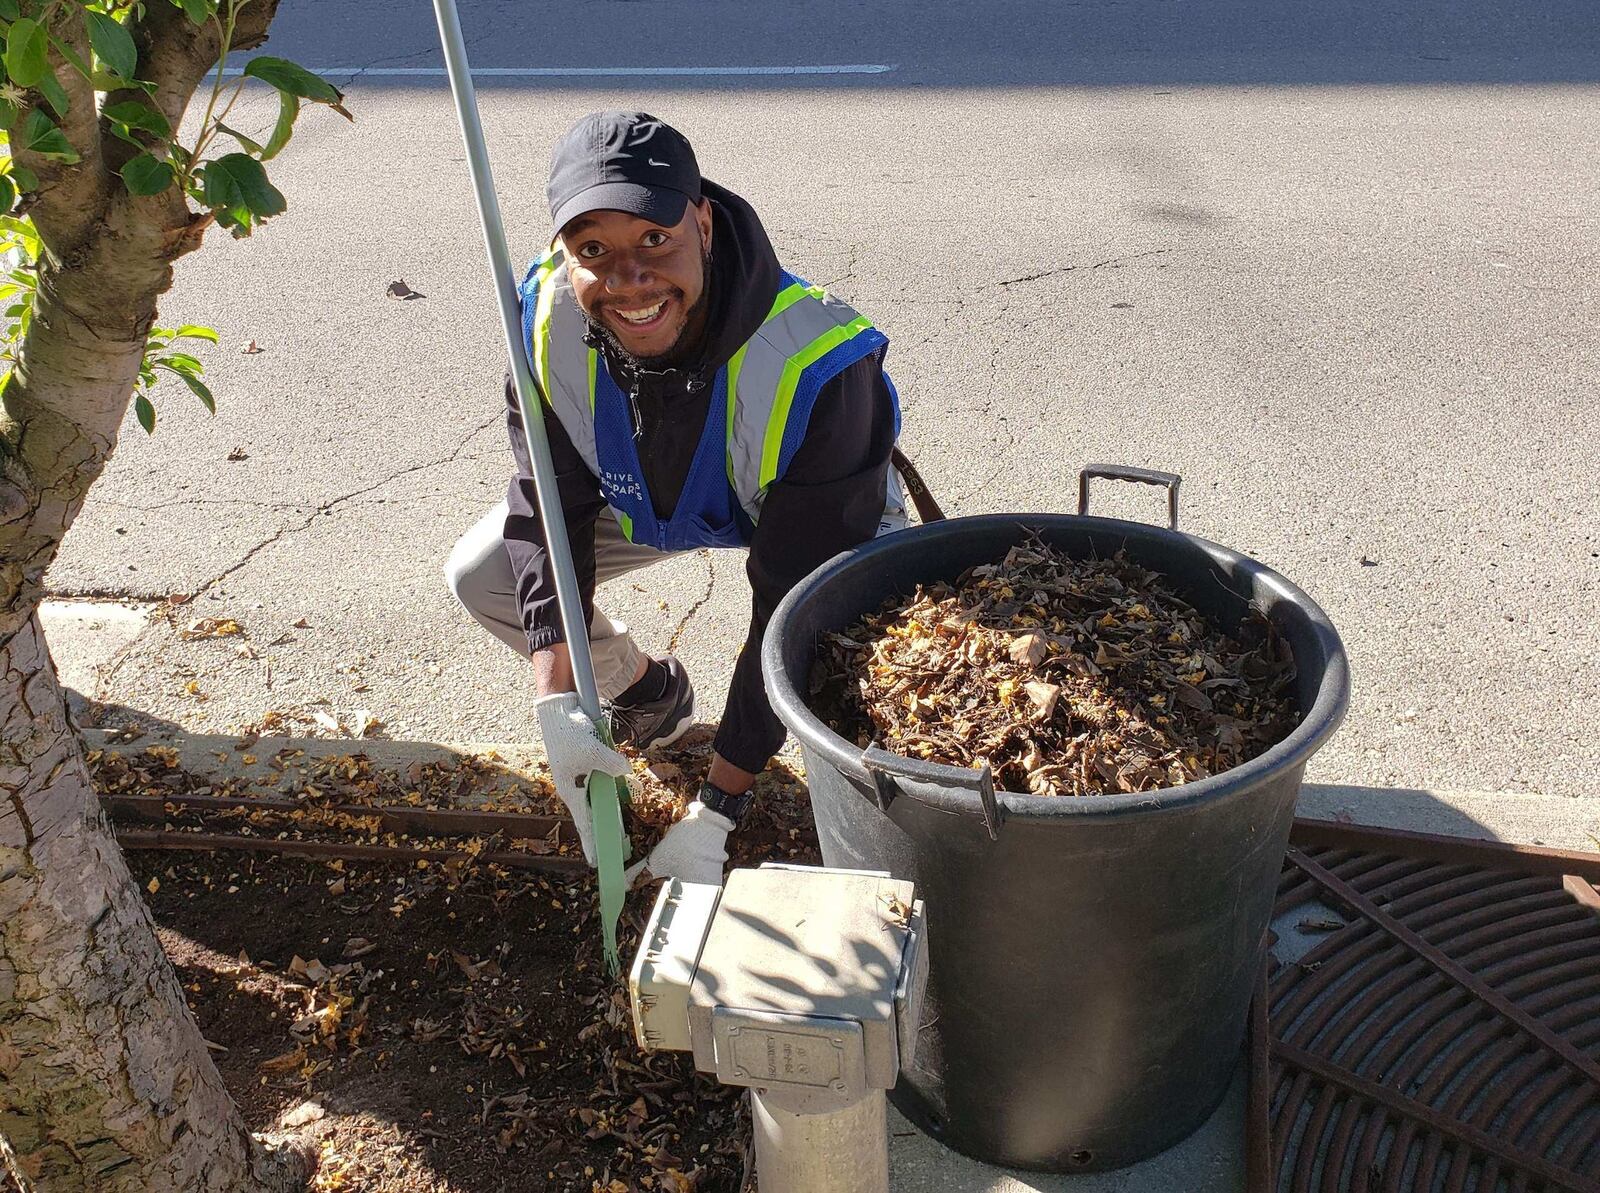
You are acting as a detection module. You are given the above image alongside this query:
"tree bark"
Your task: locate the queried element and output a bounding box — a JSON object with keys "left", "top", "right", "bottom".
{"left": 1, "top": 616, "right": 309, "bottom": 1191}
{"left": 1, "top": 2, "right": 300, "bottom": 1189}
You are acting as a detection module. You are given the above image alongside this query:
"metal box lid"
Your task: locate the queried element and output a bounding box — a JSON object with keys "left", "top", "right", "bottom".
{"left": 688, "top": 864, "right": 916, "bottom": 1092}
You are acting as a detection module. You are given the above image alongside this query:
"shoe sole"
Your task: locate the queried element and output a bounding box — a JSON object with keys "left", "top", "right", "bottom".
{"left": 640, "top": 682, "right": 696, "bottom": 753}
{"left": 643, "top": 708, "right": 695, "bottom": 753}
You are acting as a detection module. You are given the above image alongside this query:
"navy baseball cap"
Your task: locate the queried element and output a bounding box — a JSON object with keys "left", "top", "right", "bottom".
{"left": 546, "top": 111, "right": 702, "bottom": 234}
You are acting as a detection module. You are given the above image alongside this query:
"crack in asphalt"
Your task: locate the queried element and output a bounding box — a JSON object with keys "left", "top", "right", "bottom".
{"left": 999, "top": 246, "right": 1172, "bottom": 289}
{"left": 81, "top": 412, "right": 504, "bottom": 698}
{"left": 667, "top": 550, "right": 717, "bottom": 653}
{"left": 193, "top": 413, "right": 503, "bottom": 596}
{"left": 945, "top": 293, "right": 1022, "bottom": 511}
{"left": 820, "top": 242, "right": 862, "bottom": 292}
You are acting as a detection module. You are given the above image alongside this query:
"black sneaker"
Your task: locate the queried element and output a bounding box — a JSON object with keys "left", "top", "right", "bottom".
{"left": 607, "top": 656, "right": 695, "bottom": 751}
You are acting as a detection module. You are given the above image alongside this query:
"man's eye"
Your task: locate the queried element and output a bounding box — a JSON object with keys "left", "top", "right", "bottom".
{"left": 643, "top": 231, "right": 669, "bottom": 248}
{"left": 578, "top": 242, "right": 605, "bottom": 259}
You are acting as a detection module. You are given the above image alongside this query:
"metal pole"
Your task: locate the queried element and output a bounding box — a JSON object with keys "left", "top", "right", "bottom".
{"left": 428, "top": 0, "right": 601, "bottom": 718}
{"left": 750, "top": 1092, "right": 889, "bottom": 1193}
{"left": 430, "top": 0, "right": 631, "bottom": 974}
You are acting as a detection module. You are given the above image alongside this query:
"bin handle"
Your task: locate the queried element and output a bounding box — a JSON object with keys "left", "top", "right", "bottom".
{"left": 862, "top": 746, "right": 1002, "bottom": 842}
{"left": 1078, "top": 464, "right": 1182, "bottom": 530}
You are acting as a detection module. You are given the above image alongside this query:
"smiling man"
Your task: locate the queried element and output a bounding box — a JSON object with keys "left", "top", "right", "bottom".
{"left": 445, "top": 111, "right": 903, "bottom": 886}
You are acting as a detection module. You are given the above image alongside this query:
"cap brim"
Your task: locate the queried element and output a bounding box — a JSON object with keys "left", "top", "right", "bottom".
{"left": 553, "top": 183, "right": 691, "bottom": 235}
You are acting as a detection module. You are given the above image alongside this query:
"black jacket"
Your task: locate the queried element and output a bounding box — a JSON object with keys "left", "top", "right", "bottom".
{"left": 503, "top": 181, "right": 897, "bottom": 772}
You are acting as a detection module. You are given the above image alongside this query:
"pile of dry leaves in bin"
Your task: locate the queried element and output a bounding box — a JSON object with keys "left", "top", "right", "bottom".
{"left": 812, "top": 538, "right": 1300, "bottom": 796}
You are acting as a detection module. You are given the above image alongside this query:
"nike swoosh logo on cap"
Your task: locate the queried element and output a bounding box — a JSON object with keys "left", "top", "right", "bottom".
{"left": 647, "top": 158, "right": 670, "bottom": 167}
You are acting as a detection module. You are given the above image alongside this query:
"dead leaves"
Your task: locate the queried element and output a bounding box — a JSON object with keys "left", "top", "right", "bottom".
{"left": 816, "top": 541, "right": 1298, "bottom": 798}
{"left": 182, "top": 616, "right": 244, "bottom": 640}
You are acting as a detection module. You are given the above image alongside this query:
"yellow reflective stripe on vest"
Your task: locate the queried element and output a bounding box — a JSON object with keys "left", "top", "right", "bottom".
{"left": 586, "top": 346, "right": 598, "bottom": 412}
{"left": 532, "top": 254, "right": 563, "bottom": 407}
{"left": 759, "top": 315, "right": 874, "bottom": 488}
{"left": 726, "top": 281, "right": 828, "bottom": 484}
{"left": 617, "top": 511, "right": 634, "bottom": 542}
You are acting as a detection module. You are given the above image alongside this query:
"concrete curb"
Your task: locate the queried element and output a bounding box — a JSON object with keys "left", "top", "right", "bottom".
{"left": 86, "top": 729, "right": 1600, "bottom": 853}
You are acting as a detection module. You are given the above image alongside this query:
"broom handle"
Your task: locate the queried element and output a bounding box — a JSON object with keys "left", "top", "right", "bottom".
{"left": 430, "top": 0, "right": 603, "bottom": 719}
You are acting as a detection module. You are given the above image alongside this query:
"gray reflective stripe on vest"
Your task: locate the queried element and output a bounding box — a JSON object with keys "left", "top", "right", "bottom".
{"left": 528, "top": 251, "right": 601, "bottom": 473}
{"left": 525, "top": 254, "right": 892, "bottom": 532}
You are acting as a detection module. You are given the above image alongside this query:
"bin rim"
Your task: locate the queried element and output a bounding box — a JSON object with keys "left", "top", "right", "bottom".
{"left": 763, "top": 512, "right": 1351, "bottom": 822}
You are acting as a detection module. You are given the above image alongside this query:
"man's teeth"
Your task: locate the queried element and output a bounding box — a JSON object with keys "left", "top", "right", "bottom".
{"left": 616, "top": 301, "right": 665, "bottom": 325}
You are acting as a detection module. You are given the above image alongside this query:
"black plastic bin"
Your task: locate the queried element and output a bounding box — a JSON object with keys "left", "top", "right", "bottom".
{"left": 761, "top": 505, "right": 1348, "bottom": 1172}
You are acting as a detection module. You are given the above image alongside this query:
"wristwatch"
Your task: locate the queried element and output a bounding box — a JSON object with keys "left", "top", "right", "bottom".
{"left": 698, "top": 779, "right": 755, "bottom": 826}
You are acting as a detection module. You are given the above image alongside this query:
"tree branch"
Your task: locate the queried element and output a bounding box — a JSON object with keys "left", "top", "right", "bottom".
{"left": 120, "top": 0, "right": 282, "bottom": 135}
{"left": 13, "top": 7, "right": 107, "bottom": 256}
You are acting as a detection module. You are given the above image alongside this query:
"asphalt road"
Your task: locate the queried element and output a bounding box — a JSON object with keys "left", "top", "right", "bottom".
{"left": 47, "top": 0, "right": 1600, "bottom": 800}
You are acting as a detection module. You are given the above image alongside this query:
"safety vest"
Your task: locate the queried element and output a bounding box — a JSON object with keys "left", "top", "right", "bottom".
{"left": 518, "top": 249, "right": 904, "bottom": 552}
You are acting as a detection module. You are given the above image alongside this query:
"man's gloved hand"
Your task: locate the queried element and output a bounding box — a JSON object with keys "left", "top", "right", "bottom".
{"left": 535, "top": 692, "right": 630, "bottom": 866}
{"left": 626, "top": 801, "right": 734, "bottom": 887}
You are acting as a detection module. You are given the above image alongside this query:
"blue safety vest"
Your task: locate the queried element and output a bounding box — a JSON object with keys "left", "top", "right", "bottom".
{"left": 519, "top": 250, "right": 904, "bottom": 552}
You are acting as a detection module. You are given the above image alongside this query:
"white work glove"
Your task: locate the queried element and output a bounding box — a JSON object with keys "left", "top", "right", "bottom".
{"left": 626, "top": 801, "right": 735, "bottom": 887}
{"left": 535, "top": 692, "right": 630, "bottom": 866}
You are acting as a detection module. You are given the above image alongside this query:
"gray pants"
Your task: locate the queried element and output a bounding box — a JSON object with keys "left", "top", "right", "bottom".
{"left": 443, "top": 501, "right": 687, "bottom": 700}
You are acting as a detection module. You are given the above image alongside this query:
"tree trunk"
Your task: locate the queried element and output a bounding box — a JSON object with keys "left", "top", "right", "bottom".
{"left": 0, "top": 5, "right": 304, "bottom": 1186}
{"left": 0, "top": 615, "right": 308, "bottom": 1192}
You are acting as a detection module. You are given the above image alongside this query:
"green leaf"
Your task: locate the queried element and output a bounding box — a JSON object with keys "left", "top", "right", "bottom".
{"left": 177, "top": 0, "right": 211, "bottom": 26}
{"left": 4, "top": 18, "right": 47, "bottom": 87}
{"left": 9, "top": 165, "right": 37, "bottom": 191}
{"left": 104, "top": 100, "right": 171, "bottom": 139}
{"left": 173, "top": 324, "right": 219, "bottom": 343}
{"left": 135, "top": 393, "right": 155, "bottom": 434}
{"left": 85, "top": 11, "right": 136, "bottom": 80}
{"left": 121, "top": 152, "right": 174, "bottom": 196}
{"left": 200, "top": 152, "right": 285, "bottom": 236}
{"left": 159, "top": 363, "right": 214, "bottom": 413}
{"left": 37, "top": 72, "right": 67, "bottom": 118}
{"left": 216, "top": 122, "right": 262, "bottom": 155}
{"left": 261, "top": 89, "right": 298, "bottom": 160}
{"left": 0, "top": 1, "right": 20, "bottom": 23}
{"left": 242, "top": 56, "right": 340, "bottom": 103}
{"left": 159, "top": 351, "right": 204, "bottom": 373}
{"left": 0, "top": 175, "right": 13, "bottom": 214}
{"left": 20, "top": 109, "right": 78, "bottom": 163}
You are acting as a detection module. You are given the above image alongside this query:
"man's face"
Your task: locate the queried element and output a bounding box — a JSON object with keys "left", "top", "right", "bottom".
{"left": 558, "top": 199, "right": 714, "bottom": 363}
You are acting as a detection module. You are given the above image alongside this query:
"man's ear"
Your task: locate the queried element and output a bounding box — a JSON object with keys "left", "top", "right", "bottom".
{"left": 695, "top": 197, "right": 714, "bottom": 253}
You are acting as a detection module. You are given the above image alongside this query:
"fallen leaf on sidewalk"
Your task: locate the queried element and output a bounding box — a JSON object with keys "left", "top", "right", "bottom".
{"left": 227, "top": 446, "right": 249, "bottom": 461}
{"left": 241, "top": 340, "right": 263, "bottom": 354}
{"left": 386, "top": 279, "right": 424, "bottom": 300}
{"left": 312, "top": 710, "right": 341, "bottom": 735}
{"left": 182, "top": 616, "right": 243, "bottom": 640}
{"left": 351, "top": 710, "right": 381, "bottom": 738}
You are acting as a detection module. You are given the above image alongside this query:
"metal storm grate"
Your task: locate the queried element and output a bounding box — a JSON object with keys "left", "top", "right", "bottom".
{"left": 1251, "top": 822, "right": 1600, "bottom": 1193}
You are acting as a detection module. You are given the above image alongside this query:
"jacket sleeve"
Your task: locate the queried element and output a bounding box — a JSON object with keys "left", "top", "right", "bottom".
{"left": 712, "top": 353, "right": 897, "bottom": 773}
{"left": 502, "top": 372, "right": 608, "bottom": 652}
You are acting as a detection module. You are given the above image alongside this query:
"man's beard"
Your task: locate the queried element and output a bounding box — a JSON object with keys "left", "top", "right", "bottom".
{"left": 587, "top": 252, "right": 712, "bottom": 373}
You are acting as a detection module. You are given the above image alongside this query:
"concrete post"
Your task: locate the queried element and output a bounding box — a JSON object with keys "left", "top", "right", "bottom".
{"left": 750, "top": 1088, "right": 889, "bottom": 1193}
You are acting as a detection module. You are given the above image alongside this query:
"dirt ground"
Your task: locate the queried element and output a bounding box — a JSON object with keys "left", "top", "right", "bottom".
{"left": 118, "top": 739, "right": 822, "bottom": 1193}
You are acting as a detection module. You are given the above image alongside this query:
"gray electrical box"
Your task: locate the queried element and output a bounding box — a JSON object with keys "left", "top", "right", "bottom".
{"left": 628, "top": 863, "right": 928, "bottom": 1193}
{"left": 687, "top": 864, "right": 925, "bottom": 1108}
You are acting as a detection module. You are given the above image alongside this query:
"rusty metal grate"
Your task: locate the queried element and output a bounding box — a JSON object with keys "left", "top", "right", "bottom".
{"left": 1251, "top": 823, "right": 1600, "bottom": 1193}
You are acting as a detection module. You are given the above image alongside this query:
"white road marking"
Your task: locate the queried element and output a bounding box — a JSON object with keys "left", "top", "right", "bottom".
{"left": 219, "top": 64, "right": 897, "bottom": 78}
